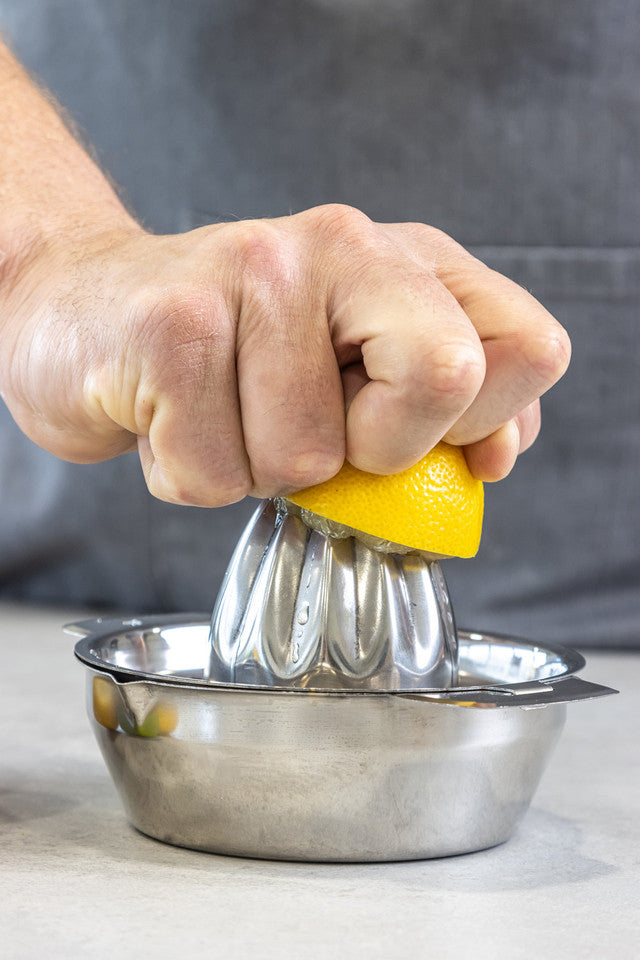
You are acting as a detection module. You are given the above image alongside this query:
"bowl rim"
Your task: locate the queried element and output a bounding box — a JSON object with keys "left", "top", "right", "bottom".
{"left": 69, "top": 613, "right": 587, "bottom": 696}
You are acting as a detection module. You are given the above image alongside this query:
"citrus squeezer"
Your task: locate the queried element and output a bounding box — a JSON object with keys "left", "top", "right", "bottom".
{"left": 72, "top": 449, "right": 617, "bottom": 862}
{"left": 207, "top": 497, "right": 460, "bottom": 692}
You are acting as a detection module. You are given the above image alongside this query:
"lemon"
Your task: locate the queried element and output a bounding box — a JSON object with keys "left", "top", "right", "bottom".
{"left": 92, "top": 675, "right": 118, "bottom": 731}
{"left": 286, "top": 441, "right": 483, "bottom": 558}
{"left": 129, "top": 702, "right": 178, "bottom": 738}
{"left": 155, "top": 702, "right": 179, "bottom": 735}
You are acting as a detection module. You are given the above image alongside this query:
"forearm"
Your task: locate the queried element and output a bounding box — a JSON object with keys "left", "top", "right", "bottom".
{"left": 0, "top": 36, "right": 569, "bottom": 490}
{"left": 0, "top": 39, "right": 136, "bottom": 270}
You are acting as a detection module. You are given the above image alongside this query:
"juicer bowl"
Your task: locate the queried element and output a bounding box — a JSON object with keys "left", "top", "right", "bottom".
{"left": 70, "top": 615, "right": 616, "bottom": 862}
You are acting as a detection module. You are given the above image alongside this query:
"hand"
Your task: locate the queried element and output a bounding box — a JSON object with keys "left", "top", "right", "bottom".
{"left": 0, "top": 204, "right": 570, "bottom": 506}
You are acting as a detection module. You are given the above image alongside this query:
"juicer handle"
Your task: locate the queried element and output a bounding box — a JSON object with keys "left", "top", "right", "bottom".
{"left": 418, "top": 676, "right": 618, "bottom": 707}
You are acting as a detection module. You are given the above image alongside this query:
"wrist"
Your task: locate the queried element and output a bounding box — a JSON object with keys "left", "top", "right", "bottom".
{"left": 0, "top": 203, "right": 142, "bottom": 296}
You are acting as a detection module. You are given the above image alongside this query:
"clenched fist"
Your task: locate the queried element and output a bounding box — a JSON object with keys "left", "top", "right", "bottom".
{"left": 0, "top": 40, "right": 570, "bottom": 508}
{"left": 0, "top": 204, "right": 569, "bottom": 506}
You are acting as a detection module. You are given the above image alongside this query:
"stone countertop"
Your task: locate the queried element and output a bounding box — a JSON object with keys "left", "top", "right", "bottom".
{"left": 1, "top": 602, "right": 638, "bottom": 960}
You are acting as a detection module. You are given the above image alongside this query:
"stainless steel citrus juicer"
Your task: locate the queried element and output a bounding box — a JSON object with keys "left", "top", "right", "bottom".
{"left": 71, "top": 463, "right": 618, "bottom": 861}
{"left": 207, "top": 497, "right": 459, "bottom": 691}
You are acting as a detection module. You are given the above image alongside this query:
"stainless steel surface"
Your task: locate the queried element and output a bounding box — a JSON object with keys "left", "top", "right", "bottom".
{"left": 70, "top": 615, "right": 615, "bottom": 701}
{"left": 71, "top": 617, "right": 617, "bottom": 862}
{"left": 207, "top": 499, "right": 458, "bottom": 691}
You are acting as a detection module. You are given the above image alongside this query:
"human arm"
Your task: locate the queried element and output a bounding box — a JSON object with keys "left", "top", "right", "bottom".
{"left": 0, "top": 39, "right": 570, "bottom": 505}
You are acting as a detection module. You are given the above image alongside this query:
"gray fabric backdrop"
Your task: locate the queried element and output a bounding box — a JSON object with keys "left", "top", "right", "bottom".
{"left": 0, "top": 0, "right": 638, "bottom": 647}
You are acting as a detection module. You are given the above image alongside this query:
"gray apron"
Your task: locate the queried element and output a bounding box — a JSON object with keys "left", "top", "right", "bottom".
{"left": 1, "top": 0, "right": 638, "bottom": 647}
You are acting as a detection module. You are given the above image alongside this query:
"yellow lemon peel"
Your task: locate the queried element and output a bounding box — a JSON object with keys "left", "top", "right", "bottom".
{"left": 286, "top": 441, "right": 483, "bottom": 558}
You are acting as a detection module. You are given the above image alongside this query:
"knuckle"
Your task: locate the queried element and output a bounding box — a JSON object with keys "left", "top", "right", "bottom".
{"left": 524, "top": 321, "right": 572, "bottom": 383}
{"left": 147, "top": 465, "right": 193, "bottom": 505}
{"left": 146, "top": 464, "right": 179, "bottom": 504}
{"left": 148, "top": 465, "right": 251, "bottom": 508}
{"left": 413, "top": 222, "right": 457, "bottom": 250}
{"left": 402, "top": 223, "right": 469, "bottom": 269}
{"left": 311, "top": 203, "right": 374, "bottom": 243}
{"left": 231, "top": 219, "right": 294, "bottom": 286}
{"left": 418, "top": 341, "right": 486, "bottom": 406}
{"left": 254, "top": 447, "right": 344, "bottom": 497}
{"left": 205, "top": 476, "right": 253, "bottom": 508}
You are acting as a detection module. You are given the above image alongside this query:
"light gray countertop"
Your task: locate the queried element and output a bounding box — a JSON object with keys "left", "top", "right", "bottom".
{"left": 1, "top": 602, "right": 638, "bottom": 960}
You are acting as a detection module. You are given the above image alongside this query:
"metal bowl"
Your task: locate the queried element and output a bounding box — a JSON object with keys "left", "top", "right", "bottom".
{"left": 70, "top": 615, "right": 616, "bottom": 862}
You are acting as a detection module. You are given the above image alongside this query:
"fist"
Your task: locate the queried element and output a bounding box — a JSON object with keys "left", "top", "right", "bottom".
{"left": 0, "top": 204, "right": 570, "bottom": 506}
